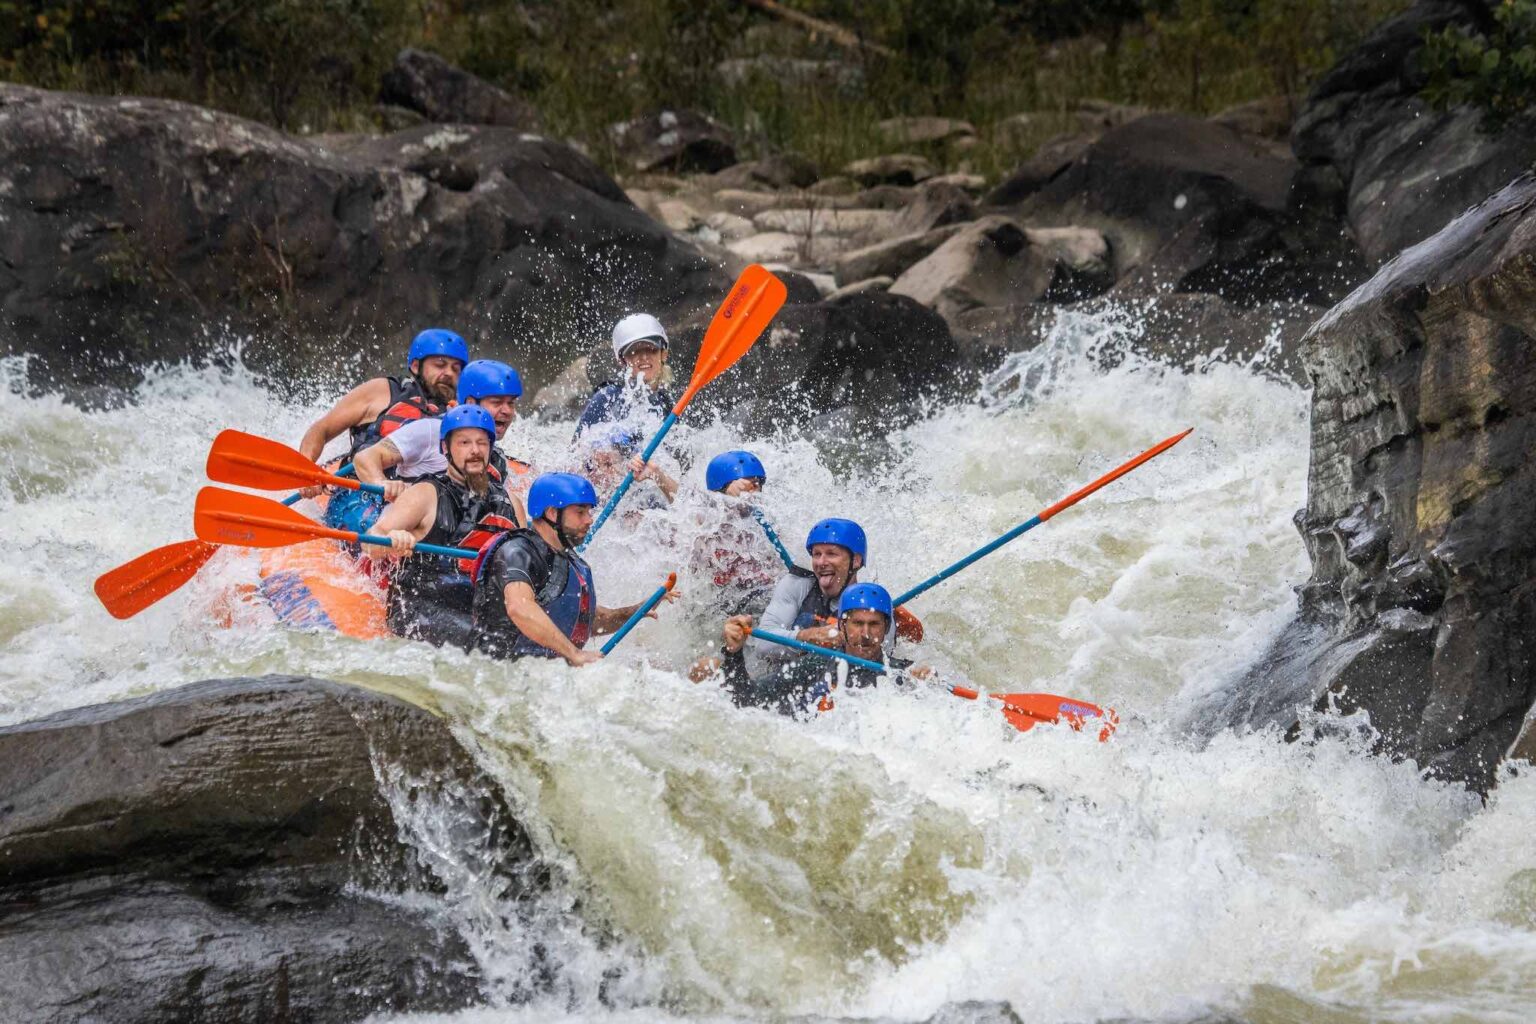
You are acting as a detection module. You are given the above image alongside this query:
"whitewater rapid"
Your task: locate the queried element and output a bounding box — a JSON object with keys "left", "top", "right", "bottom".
{"left": 4, "top": 309, "right": 1535, "bottom": 1024}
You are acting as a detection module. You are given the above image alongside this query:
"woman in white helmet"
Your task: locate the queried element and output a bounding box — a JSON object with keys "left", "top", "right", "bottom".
{"left": 574, "top": 312, "right": 677, "bottom": 443}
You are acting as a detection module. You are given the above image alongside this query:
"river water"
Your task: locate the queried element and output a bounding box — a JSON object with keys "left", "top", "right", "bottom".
{"left": 3, "top": 308, "right": 1534, "bottom": 1024}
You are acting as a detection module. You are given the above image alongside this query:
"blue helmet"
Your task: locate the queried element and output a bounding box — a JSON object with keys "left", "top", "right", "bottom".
{"left": 408, "top": 328, "right": 469, "bottom": 370}
{"left": 458, "top": 359, "right": 523, "bottom": 403}
{"left": 839, "top": 583, "right": 893, "bottom": 621}
{"left": 439, "top": 403, "right": 497, "bottom": 443}
{"left": 528, "top": 473, "right": 598, "bottom": 520}
{"left": 805, "top": 517, "right": 866, "bottom": 562}
{"left": 705, "top": 450, "right": 767, "bottom": 492}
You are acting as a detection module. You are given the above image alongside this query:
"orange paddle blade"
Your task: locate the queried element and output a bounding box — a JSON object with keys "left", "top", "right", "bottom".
{"left": 994, "top": 692, "right": 1119, "bottom": 742}
{"left": 664, "top": 571, "right": 678, "bottom": 592}
{"left": 674, "top": 264, "right": 787, "bottom": 412}
{"left": 94, "top": 539, "right": 220, "bottom": 619}
{"left": 194, "top": 487, "right": 354, "bottom": 549}
{"left": 207, "top": 429, "right": 357, "bottom": 492}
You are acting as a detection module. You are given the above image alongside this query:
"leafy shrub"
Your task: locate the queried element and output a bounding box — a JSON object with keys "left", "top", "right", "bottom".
{"left": 1421, "top": 0, "right": 1536, "bottom": 128}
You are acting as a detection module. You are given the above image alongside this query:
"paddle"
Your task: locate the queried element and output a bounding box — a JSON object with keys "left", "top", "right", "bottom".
{"left": 749, "top": 630, "right": 1112, "bottom": 737}
{"left": 751, "top": 508, "right": 797, "bottom": 570}
{"left": 208, "top": 430, "right": 385, "bottom": 496}
{"left": 582, "top": 265, "right": 788, "bottom": 548}
{"left": 600, "top": 572, "right": 678, "bottom": 655}
{"left": 193, "top": 487, "right": 476, "bottom": 559}
{"left": 891, "top": 428, "right": 1193, "bottom": 608}
{"left": 93, "top": 464, "right": 359, "bottom": 619}
{"left": 948, "top": 685, "right": 1118, "bottom": 741}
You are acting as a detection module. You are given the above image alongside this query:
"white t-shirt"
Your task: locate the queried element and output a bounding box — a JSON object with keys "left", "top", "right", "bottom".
{"left": 380, "top": 417, "right": 448, "bottom": 479}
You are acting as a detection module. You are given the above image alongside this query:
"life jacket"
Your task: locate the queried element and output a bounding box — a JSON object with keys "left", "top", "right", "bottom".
{"left": 348, "top": 376, "right": 449, "bottom": 460}
{"left": 471, "top": 529, "right": 596, "bottom": 659}
{"left": 788, "top": 566, "right": 835, "bottom": 629}
{"left": 386, "top": 472, "right": 519, "bottom": 634}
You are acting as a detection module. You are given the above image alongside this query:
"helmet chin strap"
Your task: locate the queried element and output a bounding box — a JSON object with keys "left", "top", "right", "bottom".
{"left": 546, "top": 508, "right": 581, "bottom": 550}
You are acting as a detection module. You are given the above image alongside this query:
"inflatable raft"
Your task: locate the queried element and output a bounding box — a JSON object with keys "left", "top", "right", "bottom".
{"left": 255, "top": 539, "right": 389, "bottom": 639}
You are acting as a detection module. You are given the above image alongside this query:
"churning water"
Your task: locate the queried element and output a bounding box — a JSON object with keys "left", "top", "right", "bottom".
{"left": 3, "top": 308, "right": 1533, "bottom": 1024}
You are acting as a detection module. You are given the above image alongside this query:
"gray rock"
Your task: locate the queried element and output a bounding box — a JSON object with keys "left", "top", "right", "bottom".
{"left": 0, "top": 676, "right": 543, "bottom": 1021}
{"left": 889, "top": 216, "right": 1056, "bottom": 327}
{"left": 1074, "top": 98, "right": 1152, "bottom": 131}
{"left": 609, "top": 108, "right": 737, "bottom": 174}
{"left": 843, "top": 153, "right": 937, "bottom": 187}
{"left": 380, "top": 48, "right": 540, "bottom": 130}
{"left": 1013, "top": 113, "right": 1361, "bottom": 305}
{"left": 0, "top": 84, "right": 727, "bottom": 392}
{"left": 528, "top": 354, "right": 592, "bottom": 416}
{"left": 808, "top": 175, "right": 860, "bottom": 197}
{"left": 833, "top": 224, "right": 967, "bottom": 286}
{"left": 875, "top": 116, "right": 977, "bottom": 147}
{"left": 1291, "top": 0, "right": 1536, "bottom": 266}
{"left": 985, "top": 133, "right": 1094, "bottom": 206}
{"left": 825, "top": 276, "right": 893, "bottom": 301}
{"left": 1225, "top": 173, "right": 1536, "bottom": 793}
{"left": 706, "top": 153, "right": 819, "bottom": 191}
{"left": 891, "top": 181, "right": 977, "bottom": 236}
{"left": 1211, "top": 95, "right": 1295, "bottom": 140}
{"left": 715, "top": 56, "right": 864, "bottom": 94}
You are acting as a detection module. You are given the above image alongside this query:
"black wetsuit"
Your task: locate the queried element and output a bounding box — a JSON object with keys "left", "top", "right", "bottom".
{"left": 387, "top": 473, "right": 519, "bottom": 648}
{"left": 720, "top": 647, "right": 913, "bottom": 718}
{"left": 469, "top": 528, "right": 596, "bottom": 660}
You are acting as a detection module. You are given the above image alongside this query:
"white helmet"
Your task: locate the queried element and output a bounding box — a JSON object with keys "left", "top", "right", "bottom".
{"left": 611, "top": 313, "right": 668, "bottom": 360}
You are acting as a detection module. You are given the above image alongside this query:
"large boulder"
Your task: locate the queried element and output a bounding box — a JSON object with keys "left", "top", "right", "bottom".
{"left": 1224, "top": 174, "right": 1536, "bottom": 793}
{"left": 380, "top": 48, "right": 540, "bottom": 130}
{"left": 833, "top": 224, "right": 968, "bottom": 286}
{"left": 1003, "top": 113, "right": 1363, "bottom": 305}
{"left": 0, "top": 675, "right": 544, "bottom": 1022}
{"left": 1291, "top": 0, "right": 1536, "bottom": 267}
{"left": 0, "top": 84, "right": 728, "bottom": 391}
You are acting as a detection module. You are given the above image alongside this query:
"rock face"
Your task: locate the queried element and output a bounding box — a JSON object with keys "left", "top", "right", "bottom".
{"left": 380, "top": 48, "right": 540, "bottom": 130}
{"left": 1231, "top": 174, "right": 1536, "bottom": 793}
{"left": 1291, "top": 0, "right": 1536, "bottom": 267}
{"left": 0, "top": 84, "right": 727, "bottom": 390}
{"left": 0, "top": 675, "right": 543, "bottom": 1022}
{"left": 1003, "top": 113, "right": 1362, "bottom": 305}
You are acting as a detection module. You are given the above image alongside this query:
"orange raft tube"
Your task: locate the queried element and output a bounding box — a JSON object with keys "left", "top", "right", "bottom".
{"left": 251, "top": 539, "right": 390, "bottom": 639}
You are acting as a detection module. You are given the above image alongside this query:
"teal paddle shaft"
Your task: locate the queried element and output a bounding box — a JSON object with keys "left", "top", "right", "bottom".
{"left": 752, "top": 508, "right": 797, "bottom": 570}
{"left": 749, "top": 628, "right": 886, "bottom": 673}
{"left": 580, "top": 411, "right": 678, "bottom": 549}
{"left": 601, "top": 573, "right": 676, "bottom": 655}
{"left": 280, "top": 463, "right": 359, "bottom": 506}
{"left": 354, "top": 532, "right": 476, "bottom": 560}
{"left": 891, "top": 514, "right": 1043, "bottom": 607}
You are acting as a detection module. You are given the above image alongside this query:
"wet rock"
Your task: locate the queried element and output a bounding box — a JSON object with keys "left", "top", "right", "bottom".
{"left": 380, "top": 48, "right": 540, "bottom": 129}
{"left": 0, "top": 84, "right": 728, "bottom": 391}
{"left": 843, "top": 153, "right": 936, "bottom": 187}
{"left": 825, "top": 276, "right": 893, "bottom": 301}
{"left": 609, "top": 109, "right": 737, "bottom": 174}
{"left": 891, "top": 181, "right": 977, "bottom": 236}
{"left": 0, "top": 676, "right": 542, "bottom": 1021}
{"left": 1291, "top": 0, "right": 1536, "bottom": 266}
{"left": 833, "top": 224, "right": 967, "bottom": 287}
{"left": 706, "top": 153, "right": 819, "bottom": 191}
{"left": 1026, "top": 225, "right": 1113, "bottom": 300}
{"left": 1236, "top": 174, "right": 1536, "bottom": 793}
{"left": 985, "top": 133, "right": 1094, "bottom": 206}
{"left": 875, "top": 116, "right": 977, "bottom": 147}
{"left": 1010, "top": 113, "right": 1361, "bottom": 305}
{"left": 752, "top": 207, "right": 898, "bottom": 240}
{"left": 889, "top": 216, "right": 1056, "bottom": 328}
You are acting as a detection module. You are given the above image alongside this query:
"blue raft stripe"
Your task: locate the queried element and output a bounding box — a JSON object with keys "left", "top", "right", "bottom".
{"left": 259, "top": 569, "right": 338, "bottom": 632}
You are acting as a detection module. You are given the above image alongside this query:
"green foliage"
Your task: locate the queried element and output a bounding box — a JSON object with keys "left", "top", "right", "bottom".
{"left": 0, "top": 0, "right": 1409, "bottom": 177}
{"left": 1422, "top": 0, "right": 1536, "bottom": 128}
